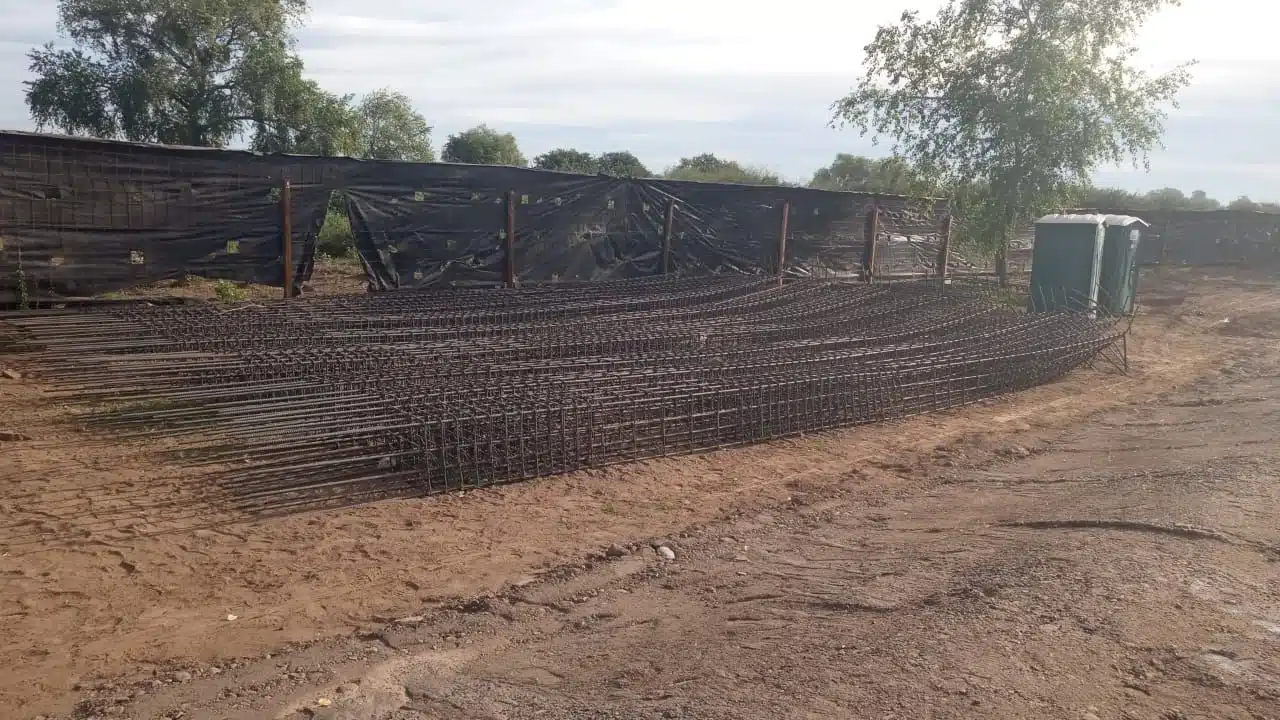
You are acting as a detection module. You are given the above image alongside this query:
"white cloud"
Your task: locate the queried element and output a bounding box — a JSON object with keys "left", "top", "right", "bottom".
{"left": 0, "top": 0, "right": 1277, "bottom": 199}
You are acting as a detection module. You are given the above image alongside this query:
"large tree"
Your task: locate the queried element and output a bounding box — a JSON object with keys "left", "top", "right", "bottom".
{"left": 1186, "top": 189, "right": 1222, "bottom": 211}
{"left": 247, "top": 74, "right": 361, "bottom": 156}
{"left": 664, "top": 153, "right": 784, "bottom": 185}
{"left": 442, "top": 124, "right": 527, "bottom": 166}
{"left": 832, "top": 0, "right": 1192, "bottom": 284}
{"left": 1140, "top": 187, "right": 1192, "bottom": 210}
{"left": 356, "top": 88, "right": 434, "bottom": 162}
{"left": 1072, "top": 185, "right": 1142, "bottom": 210}
{"left": 1224, "top": 196, "right": 1280, "bottom": 213}
{"left": 597, "top": 151, "right": 650, "bottom": 178}
{"left": 533, "top": 148, "right": 598, "bottom": 174}
{"left": 26, "top": 0, "right": 312, "bottom": 147}
{"left": 808, "top": 154, "right": 916, "bottom": 193}
{"left": 251, "top": 86, "right": 433, "bottom": 161}
{"left": 530, "top": 148, "right": 654, "bottom": 177}
{"left": 1072, "top": 185, "right": 1228, "bottom": 211}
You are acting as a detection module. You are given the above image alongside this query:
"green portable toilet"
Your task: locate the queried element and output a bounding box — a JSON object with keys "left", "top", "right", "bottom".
{"left": 1028, "top": 214, "right": 1147, "bottom": 314}
{"left": 1028, "top": 214, "right": 1107, "bottom": 313}
{"left": 1097, "top": 215, "right": 1147, "bottom": 316}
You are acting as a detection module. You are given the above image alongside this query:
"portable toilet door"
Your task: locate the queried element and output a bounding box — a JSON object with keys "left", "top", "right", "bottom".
{"left": 1028, "top": 214, "right": 1107, "bottom": 314}
{"left": 1098, "top": 215, "right": 1148, "bottom": 316}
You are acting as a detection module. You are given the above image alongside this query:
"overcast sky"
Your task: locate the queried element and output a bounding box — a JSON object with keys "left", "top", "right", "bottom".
{"left": 1, "top": 0, "right": 1277, "bottom": 201}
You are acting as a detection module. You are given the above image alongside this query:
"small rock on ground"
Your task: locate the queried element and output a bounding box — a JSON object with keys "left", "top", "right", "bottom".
{"left": 605, "top": 543, "right": 629, "bottom": 558}
{"left": 656, "top": 546, "right": 676, "bottom": 561}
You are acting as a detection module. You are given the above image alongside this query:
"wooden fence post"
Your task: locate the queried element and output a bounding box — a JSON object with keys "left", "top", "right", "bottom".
{"left": 864, "top": 198, "right": 880, "bottom": 282}
{"left": 937, "top": 213, "right": 953, "bottom": 286}
{"left": 281, "top": 180, "right": 293, "bottom": 300}
{"left": 1229, "top": 213, "right": 1240, "bottom": 264}
{"left": 661, "top": 201, "right": 676, "bottom": 275}
{"left": 777, "top": 200, "right": 790, "bottom": 288}
{"left": 504, "top": 190, "right": 517, "bottom": 287}
{"left": 1162, "top": 213, "right": 1172, "bottom": 270}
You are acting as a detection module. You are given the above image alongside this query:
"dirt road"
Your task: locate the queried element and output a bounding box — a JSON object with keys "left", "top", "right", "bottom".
{"left": 3, "top": 269, "right": 1279, "bottom": 719}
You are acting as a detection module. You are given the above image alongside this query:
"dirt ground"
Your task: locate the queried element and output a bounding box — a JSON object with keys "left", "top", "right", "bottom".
{"left": 1, "top": 268, "right": 1278, "bottom": 719}
{"left": 86, "top": 256, "right": 370, "bottom": 302}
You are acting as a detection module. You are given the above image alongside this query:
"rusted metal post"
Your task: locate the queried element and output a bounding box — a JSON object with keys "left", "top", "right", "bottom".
{"left": 1229, "top": 213, "right": 1239, "bottom": 264}
{"left": 864, "top": 198, "right": 880, "bottom": 282}
{"left": 661, "top": 201, "right": 676, "bottom": 275}
{"left": 937, "top": 213, "right": 953, "bottom": 286}
{"left": 504, "top": 190, "right": 517, "bottom": 287}
{"left": 1157, "top": 213, "right": 1170, "bottom": 267}
{"left": 777, "top": 200, "right": 790, "bottom": 287}
{"left": 281, "top": 180, "right": 293, "bottom": 300}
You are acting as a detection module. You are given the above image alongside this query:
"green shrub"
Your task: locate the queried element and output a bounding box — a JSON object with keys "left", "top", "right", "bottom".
{"left": 317, "top": 207, "right": 356, "bottom": 259}
{"left": 213, "top": 279, "right": 248, "bottom": 302}
{"left": 992, "top": 287, "right": 1028, "bottom": 309}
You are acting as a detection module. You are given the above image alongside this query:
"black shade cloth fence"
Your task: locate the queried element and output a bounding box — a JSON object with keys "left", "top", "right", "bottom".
{"left": 1007, "top": 208, "right": 1280, "bottom": 270}
{"left": 1, "top": 130, "right": 952, "bottom": 300}
{"left": 0, "top": 131, "right": 335, "bottom": 298}
{"left": 1079, "top": 209, "right": 1280, "bottom": 267}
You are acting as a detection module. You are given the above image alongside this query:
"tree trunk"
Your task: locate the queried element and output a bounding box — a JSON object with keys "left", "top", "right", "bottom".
{"left": 996, "top": 206, "right": 1018, "bottom": 290}
{"left": 996, "top": 240, "right": 1009, "bottom": 289}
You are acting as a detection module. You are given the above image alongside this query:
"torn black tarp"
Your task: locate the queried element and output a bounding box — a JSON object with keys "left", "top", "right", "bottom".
{"left": 346, "top": 169, "right": 940, "bottom": 290}
{"left": 341, "top": 162, "right": 662, "bottom": 289}
{"left": 638, "top": 180, "right": 784, "bottom": 276}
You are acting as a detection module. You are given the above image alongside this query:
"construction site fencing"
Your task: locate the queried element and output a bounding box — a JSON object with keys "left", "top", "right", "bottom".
{"left": 1094, "top": 209, "right": 1280, "bottom": 267}
{"left": 918, "top": 208, "right": 1280, "bottom": 278}
{"left": 1006, "top": 209, "right": 1280, "bottom": 269}
{"left": 0, "top": 130, "right": 954, "bottom": 302}
{"left": 0, "top": 131, "right": 335, "bottom": 300}
{"left": 0, "top": 277, "right": 1124, "bottom": 530}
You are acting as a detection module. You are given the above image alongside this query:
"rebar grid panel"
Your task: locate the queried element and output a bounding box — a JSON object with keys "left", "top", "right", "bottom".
{"left": 2, "top": 277, "right": 1124, "bottom": 518}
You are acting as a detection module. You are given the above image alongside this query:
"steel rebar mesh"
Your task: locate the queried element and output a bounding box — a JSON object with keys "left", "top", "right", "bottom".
{"left": 2, "top": 276, "right": 1124, "bottom": 527}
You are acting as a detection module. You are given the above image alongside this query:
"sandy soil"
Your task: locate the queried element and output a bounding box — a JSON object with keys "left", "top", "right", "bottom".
{"left": 1, "top": 268, "right": 1278, "bottom": 719}
{"left": 79, "top": 256, "right": 369, "bottom": 303}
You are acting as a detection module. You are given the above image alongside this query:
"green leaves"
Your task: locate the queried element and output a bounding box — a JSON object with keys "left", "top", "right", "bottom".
{"left": 25, "top": 44, "right": 117, "bottom": 138}
{"left": 533, "top": 148, "right": 598, "bottom": 174}
{"left": 248, "top": 85, "right": 435, "bottom": 161}
{"left": 808, "top": 154, "right": 917, "bottom": 193}
{"left": 664, "top": 154, "right": 785, "bottom": 186}
{"left": 832, "top": 0, "right": 1194, "bottom": 263}
{"left": 26, "top": 0, "right": 437, "bottom": 164}
{"left": 442, "top": 125, "right": 527, "bottom": 167}
{"left": 1074, "top": 185, "right": 1224, "bottom": 211}
{"left": 526, "top": 149, "right": 780, "bottom": 184}
{"left": 27, "top": 0, "right": 312, "bottom": 146}
{"left": 596, "top": 151, "right": 650, "bottom": 178}
{"left": 356, "top": 89, "right": 434, "bottom": 162}
{"left": 1226, "top": 196, "right": 1280, "bottom": 213}
{"left": 531, "top": 149, "right": 652, "bottom": 177}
